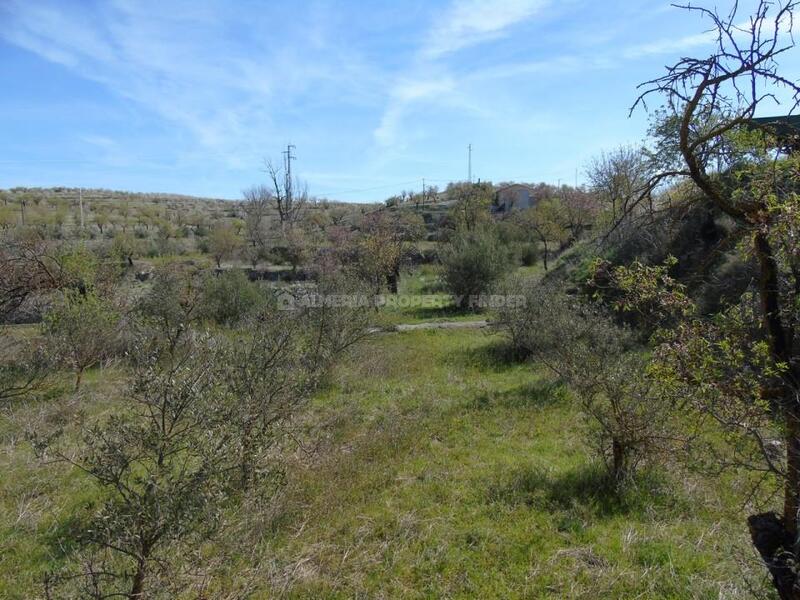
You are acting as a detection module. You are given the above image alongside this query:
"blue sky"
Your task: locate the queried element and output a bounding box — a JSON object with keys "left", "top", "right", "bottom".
{"left": 1, "top": 0, "right": 798, "bottom": 202}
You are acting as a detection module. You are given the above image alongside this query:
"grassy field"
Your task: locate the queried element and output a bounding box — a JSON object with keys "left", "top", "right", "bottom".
{"left": 1, "top": 323, "right": 771, "bottom": 597}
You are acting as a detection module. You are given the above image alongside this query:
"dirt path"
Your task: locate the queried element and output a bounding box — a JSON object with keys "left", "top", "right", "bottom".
{"left": 368, "top": 320, "right": 490, "bottom": 334}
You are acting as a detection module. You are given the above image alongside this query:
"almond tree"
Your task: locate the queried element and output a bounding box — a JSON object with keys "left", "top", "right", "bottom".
{"left": 264, "top": 159, "right": 307, "bottom": 229}
{"left": 43, "top": 289, "right": 120, "bottom": 391}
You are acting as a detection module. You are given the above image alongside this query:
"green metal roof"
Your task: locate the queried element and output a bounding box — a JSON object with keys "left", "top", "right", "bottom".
{"left": 748, "top": 115, "right": 800, "bottom": 138}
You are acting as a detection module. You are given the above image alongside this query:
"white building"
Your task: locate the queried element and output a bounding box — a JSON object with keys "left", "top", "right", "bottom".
{"left": 493, "top": 184, "right": 537, "bottom": 214}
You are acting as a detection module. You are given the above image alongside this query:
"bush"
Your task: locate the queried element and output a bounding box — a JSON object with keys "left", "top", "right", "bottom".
{"left": 439, "top": 227, "right": 513, "bottom": 310}
{"left": 42, "top": 289, "right": 121, "bottom": 391}
{"left": 494, "top": 277, "right": 671, "bottom": 483}
{"left": 199, "top": 270, "right": 265, "bottom": 325}
{"left": 40, "top": 334, "right": 235, "bottom": 598}
{"left": 135, "top": 266, "right": 202, "bottom": 344}
{"left": 516, "top": 242, "right": 539, "bottom": 266}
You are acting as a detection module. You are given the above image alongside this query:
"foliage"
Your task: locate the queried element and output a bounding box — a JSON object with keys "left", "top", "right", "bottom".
{"left": 494, "top": 277, "right": 672, "bottom": 482}
{"left": 651, "top": 295, "right": 781, "bottom": 475}
{"left": 274, "top": 227, "right": 312, "bottom": 272}
{"left": 199, "top": 270, "right": 265, "bottom": 326}
{"left": 631, "top": 1, "right": 800, "bottom": 593}
{"left": 336, "top": 210, "right": 426, "bottom": 294}
{"left": 41, "top": 334, "right": 235, "bottom": 598}
{"left": 0, "top": 332, "right": 48, "bottom": 405}
{"left": 446, "top": 182, "right": 494, "bottom": 231}
{"left": 208, "top": 223, "right": 241, "bottom": 268}
{"left": 439, "top": 226, "right": 513, "bottom": 308}
{"left": 587, "top": 256, "right": 694, "bottom": 332}
{"left": 136, "top": 266, "right": 203, "bottom": 347}
{"left": 42, "top": 289, "right": 120, "bottom": 391}
{"left": 109, "top": 231, "right": 138, "bottom": 271}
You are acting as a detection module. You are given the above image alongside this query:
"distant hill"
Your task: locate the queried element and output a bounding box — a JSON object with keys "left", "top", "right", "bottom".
{"left": 1, "top": 186, "right": 232, "bottom": 206}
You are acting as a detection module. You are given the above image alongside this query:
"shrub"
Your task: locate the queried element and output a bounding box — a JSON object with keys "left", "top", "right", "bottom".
{"left": 516, "top": 242, "right": 539, "bottom": 267}
{"left": 135, "top": 267, "right": 202, "bottom": 346}
{"left": 439, "top": 227, "right": 513, "bottom": 310}
{"left": 42, "top": 289, "right": 121, "bottom": 391}
{"left": 40, "top": 334, "right": 235, "bottom": 598}
{"left": 494, "top": 277, "right": 671, "bottom": 483}
{"left": 199, "top": 270, "right": 264, "bottom": 325}
{"left": 208, "top": 223, "right": 241, "bottom": 268}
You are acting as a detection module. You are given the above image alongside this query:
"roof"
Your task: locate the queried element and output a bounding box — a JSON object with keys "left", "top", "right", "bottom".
{"left": 495, "top": 183, "right": 535, "bottom": 193}
{"left": 747, "top": 115, "right": 800, "bottom": 139}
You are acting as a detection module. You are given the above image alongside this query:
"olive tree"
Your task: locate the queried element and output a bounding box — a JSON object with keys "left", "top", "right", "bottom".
{"left": 220, "top": 309, "right": 320, "bottom": 489}
{"left": 356, "top": 210, "right": 425, "bottom": 294}
{"left": 41, "top": 334, "right": 235, "bottom": 599}
{"left": 208, "top": 223, "right": 241, "bottom": 268}
{"left": 440, "top": 226, "right": 513, "bottom": 309}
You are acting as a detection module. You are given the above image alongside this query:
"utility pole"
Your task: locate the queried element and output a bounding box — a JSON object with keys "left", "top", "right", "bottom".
{"left": 468, "top": 144, "right": 472, "bottom": 183}
{"left": 282, "top": 144, "right": 296, "bottom": 204}
{"left": 79, "top": 187, "right": 85, "bottom": 230}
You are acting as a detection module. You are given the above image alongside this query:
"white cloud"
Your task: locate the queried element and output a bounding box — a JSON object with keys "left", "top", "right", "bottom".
{"left": 0, "top": 0, "right": 383, "bottom": 169}
{"left": 621, "top": 29, "right": 718, "bottom": 60}
{"left": 374, "top": 0, "right": 550, "bottom": 147}
{"left": 422, "top": 0, "right": 549, "bottom": 59}
{"left": 375, "top": 77, "right": 456, "bottom": 146}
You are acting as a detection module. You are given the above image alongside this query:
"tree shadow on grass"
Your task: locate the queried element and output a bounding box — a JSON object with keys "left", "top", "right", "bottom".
{"left": 450, "top": 339, "right": 532, "bottom": 373}
{"left": 467, "top": 379, "right": 569, "bottom": 411}
{"left": 43, "top": 509, "right": 91, "bottom": 560}
{"left": 487, "top": 462, "right": 672, "bottom": 519}
{"left": 399, "top": 304, "right": 478, "bottom": 321}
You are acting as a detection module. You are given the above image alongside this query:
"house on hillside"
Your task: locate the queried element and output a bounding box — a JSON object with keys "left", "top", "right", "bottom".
{"left": 492, "top": 183, "right": 537, "bottom": 214}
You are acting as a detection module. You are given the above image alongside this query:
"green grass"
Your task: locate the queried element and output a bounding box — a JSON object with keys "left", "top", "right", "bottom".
{"left": 0, "top": 328, "right": 771, "bottom": 597}
{"left": 372, "top": 265, "right": 482, "bottom": 326}
{"left": 0, "top": 363, "right": 128, "bottom": 598}
{"left": 219, "top": 330, "right": 767, "bottom": 598}
{"left": 372, "top": 263, "right": 543, "bottom": 326}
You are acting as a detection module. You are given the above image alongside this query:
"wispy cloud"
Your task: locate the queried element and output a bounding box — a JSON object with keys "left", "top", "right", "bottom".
{"left": 374, "top": 76, "right": 456, "bottom": 146}
{"left": 374, "top": 0, "right": 551, "bottom": 147}
{"left": 621, "top": 28, "right": 718, "bottom": 60}
{"left": 422, "top": 0, "right": 549, "bottom": 59}
{"left": 0, "top": 0, "right": 382, "bottom": 168}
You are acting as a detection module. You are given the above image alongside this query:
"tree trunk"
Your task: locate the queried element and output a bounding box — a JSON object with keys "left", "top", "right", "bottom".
{"left": 784, "top": 408, "right": 800, "bottom": 547}
{"left": 612, "top": 438, "right": 626, "bottom": 483}
{"left": 748, "top": 512, "right": 798, "bottom": 599}
{"left": 751, "top": 231, "right": 800, "bottom": 597}
{"left": 542, "top": 240, "right": 549, "bottom": 271}
{"left": 129, "top": 558, "right": 147, "bottom": 599}
{"left": 387, "top": 267, "right": 399, "bottom": 294}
